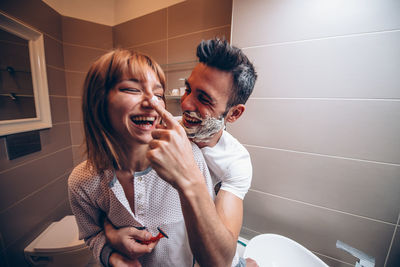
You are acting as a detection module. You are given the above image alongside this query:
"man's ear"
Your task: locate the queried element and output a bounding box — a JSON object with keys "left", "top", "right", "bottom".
{"left": 225, "top": 104, "right": 245, "bottom": 123}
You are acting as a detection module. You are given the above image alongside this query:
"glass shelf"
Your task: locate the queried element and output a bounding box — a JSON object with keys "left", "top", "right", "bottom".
{"left": 165, "top": 95, "right": 181, "bottom": 100}
{"left": 162, "top": 60, "right": 197, "bottom": 97}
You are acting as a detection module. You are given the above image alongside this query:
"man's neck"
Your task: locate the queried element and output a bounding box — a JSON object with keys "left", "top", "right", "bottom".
{"left": 194, "top": 129, "right": 224, "bottom": 148}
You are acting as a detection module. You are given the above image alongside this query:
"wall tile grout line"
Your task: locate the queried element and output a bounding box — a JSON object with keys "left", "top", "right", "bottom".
{"left": 0, "top": 10, "right": 61, "bottom": 44}
{"left": 3, "top": 199, "right": 70, "bottom": 250}
{"left": 0, "top": 169, "right": 72, "bottom": 215}
{"left": 63, "top": 41, "right": 112, "bottom": 52}
{"left": 383, "top": 213, "right": 400, "bottom": 267}
{"left": 0, "top": 146, "right": 72, "bottom": 175}
{"left": 243, "top": 144, "right": 400, "bottom": 167}
{"left": 44, "top": 31, "right": 113, "bottom": 52}
{"left": 47, "top": 64, "right": 65, "bottom": 72}
{"left": 49, "top": 94, "right": 69, "bottom": 98}
{"left": 52, "top": 121, "right": 70, "bottom": 126}
{"left": 167, "top": 24, "right": 231, "bottom": 41}
{"left": 63, "top": 68, "right": 87, "bottom": 74}
{"left": 124, "top": 24, "right": 231, "bottom": 50}
{"left": 43, "top": 32, "right": 63, "bottom": 45}
{"left": 125, "top": 39, "right": 166, "bottom": 50}
{"left": 240, "top": 29, "right": 400, "bottom": 50}
{"left": 249, "top": 189, "right": 397, "bottom": 226}
{"left": 66, "top": 95, "right": 82, "bottom": 99}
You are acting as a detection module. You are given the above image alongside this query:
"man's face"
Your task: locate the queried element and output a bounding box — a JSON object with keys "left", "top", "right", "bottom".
{"left": 180, "top": 63, "right": 233, "bottom": 142}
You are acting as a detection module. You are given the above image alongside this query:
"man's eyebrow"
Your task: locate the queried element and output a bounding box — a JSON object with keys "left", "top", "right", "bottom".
{"left": 185, "top": 79, "right": 214, "bottom": 103}
{"left": 184, "top": 79, "right": 191, "bottom": 90}
{"left": 199, "top": 90, "right": 214, "bottom": 103}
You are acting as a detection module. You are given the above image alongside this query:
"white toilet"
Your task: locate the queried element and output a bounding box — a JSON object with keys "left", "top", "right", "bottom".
{"left": 24, "top": 215, "right": 94, "bottom": 267}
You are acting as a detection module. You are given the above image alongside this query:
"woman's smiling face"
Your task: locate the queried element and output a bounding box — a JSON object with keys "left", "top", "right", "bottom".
{"left": 107, "top": 69, "right": 165, "bottom": 146}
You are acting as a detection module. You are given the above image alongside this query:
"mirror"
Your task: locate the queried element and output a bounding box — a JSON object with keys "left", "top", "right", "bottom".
{"left": 0, "top": 12, "right": 51, "bottom": 136}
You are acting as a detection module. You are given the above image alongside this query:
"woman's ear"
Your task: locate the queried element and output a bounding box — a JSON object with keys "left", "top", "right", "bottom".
{"left": 225, "top": 104, "right": 245, "bottom": 123}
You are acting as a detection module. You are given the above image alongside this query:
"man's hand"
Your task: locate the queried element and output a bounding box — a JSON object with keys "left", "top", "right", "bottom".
{"left": 109, "top": 252, "right": 142, "bottom": 267}
{"left": 104, "top": 219, "right": 157, "bottom": 260}
{"left": 147, "top": 98, "right": 202, "bottom": 190}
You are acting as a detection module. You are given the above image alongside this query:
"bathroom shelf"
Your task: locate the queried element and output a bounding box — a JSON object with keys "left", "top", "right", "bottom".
{"left": 165, "top": 95, "right": 181, "bottom": 100}
{"left": 161, "top": 61, "right": 196, "bottom": 97}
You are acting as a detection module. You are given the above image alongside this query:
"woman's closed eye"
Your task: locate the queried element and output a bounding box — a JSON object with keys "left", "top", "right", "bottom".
{"left": 155, "top": 93, "right": 164, "bottom": 99}
{"left": 120, "top": 88, "right": 141, "bottom": 93}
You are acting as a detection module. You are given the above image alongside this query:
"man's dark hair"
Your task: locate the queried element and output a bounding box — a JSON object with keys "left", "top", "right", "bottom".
{"left": 196, "top": 38, "right": 257, "bottom": 108}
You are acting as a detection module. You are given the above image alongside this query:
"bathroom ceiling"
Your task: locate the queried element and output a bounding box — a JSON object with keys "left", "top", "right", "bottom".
{"left": 42, "top": 0, "right": 186, "bottom": 26}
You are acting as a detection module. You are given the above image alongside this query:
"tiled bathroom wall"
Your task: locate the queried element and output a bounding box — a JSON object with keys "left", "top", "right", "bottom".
{"left": 65, "top": 0, "right": 232, "bottom": 163}
{"left": 62, "top": 16, "right": 113, "bottom": 165}
{"left": 229, "top": 0, "right": 400, "bottom": 266}
{"left": 2, "top": 0, "right": 398, "bottom": 266}
{"left": 0, "top": 1, "right": 73, "bottom": 266}
{"left": 0, "top": 0, "right": 232, "bottom": 266}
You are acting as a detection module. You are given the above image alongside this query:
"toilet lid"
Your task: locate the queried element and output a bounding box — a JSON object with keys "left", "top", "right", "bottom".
{"left": 34, "top": 215, "right": 86, "bottom": 252}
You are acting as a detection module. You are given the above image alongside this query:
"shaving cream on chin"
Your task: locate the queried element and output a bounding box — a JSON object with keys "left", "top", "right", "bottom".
{"left": 180, "top": 112, "right": 225, "bottom": 143}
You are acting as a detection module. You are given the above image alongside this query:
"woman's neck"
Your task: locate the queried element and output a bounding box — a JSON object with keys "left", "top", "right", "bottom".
{"left": 120, "top": 143, "right": 151, "bottom": 173}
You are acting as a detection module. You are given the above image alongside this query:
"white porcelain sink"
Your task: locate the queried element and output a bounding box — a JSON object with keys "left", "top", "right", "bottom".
{"left": 243, "top": 234, "right": 328, "bottom": 267}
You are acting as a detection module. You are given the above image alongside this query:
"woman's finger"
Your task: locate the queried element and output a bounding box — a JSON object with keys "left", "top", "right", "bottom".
{"left": 149, "top": 96, "right": 179, "bottom": 129}
{"left": 125, "top": 227, "right": 152, "bottom": 241}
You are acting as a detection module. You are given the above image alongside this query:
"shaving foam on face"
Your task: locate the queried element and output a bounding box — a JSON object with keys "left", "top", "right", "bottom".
{"left": 150, "top": 95, "right": 159, "bottom": 105}
{"left": 180, "top": 111, "right": 224, "bottom": 143}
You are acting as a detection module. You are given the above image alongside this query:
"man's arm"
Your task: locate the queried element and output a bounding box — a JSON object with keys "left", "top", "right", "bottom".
{"left": 179, "top": 184, "right": 243, "bottom": 266}
{"left": 147, "top": 99, "right": 242, "bottom": 266}
{"left": 215, "top": 190, "right": 243, "bottom": 246}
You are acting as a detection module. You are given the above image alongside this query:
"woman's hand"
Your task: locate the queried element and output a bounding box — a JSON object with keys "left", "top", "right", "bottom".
{"left": 109, "top": 252, "right": 142, "bottom": 267}
{"left": 147, "top": 97, "right": 203, "bottom": 190}
{"left": 104, "top": 218, "right": 157, "bottom": 260}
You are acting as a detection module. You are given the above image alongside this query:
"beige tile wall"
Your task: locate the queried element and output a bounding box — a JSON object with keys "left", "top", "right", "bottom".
{"left": 113, "top": 0, "right": 232, "bottom": 115}
{"left": 62, "top": 16, "right": 113, "bottom": 166}
{"left": 0, "top": 0, "right": 232, "bottom": 265}
{"left": 230, "top": 0, "right": 400, "bottom": 266}
{"left": 0, "top": 1, "right": 73, "bottom": 266}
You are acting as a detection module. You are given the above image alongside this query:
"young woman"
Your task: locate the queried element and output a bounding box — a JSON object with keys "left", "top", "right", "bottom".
{"left": 68, "top": 50, "right": 213, "bottom": 267}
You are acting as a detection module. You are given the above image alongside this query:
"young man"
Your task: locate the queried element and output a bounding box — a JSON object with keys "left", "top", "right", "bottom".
{"left": 105, "top": 39, "right": 257, "bottom": 267}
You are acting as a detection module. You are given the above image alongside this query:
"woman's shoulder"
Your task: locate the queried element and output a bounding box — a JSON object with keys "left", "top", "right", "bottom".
{"left": 68, "top": 161, "right": 109, "bottom": 191}
{"left": 190, "top": 142, "right": 204, "bottom": 160}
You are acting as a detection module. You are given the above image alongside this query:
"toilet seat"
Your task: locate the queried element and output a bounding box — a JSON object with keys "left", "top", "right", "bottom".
{"left": 27, "top": 215, "right": 86, "bottom": 253}
{"left": 24, "top": 216, "right": 93, "bottom": 266}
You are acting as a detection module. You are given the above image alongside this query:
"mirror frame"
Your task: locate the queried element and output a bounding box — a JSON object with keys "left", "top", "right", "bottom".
{"left": 0, "top": 11, "right": 52, "bottom": 136}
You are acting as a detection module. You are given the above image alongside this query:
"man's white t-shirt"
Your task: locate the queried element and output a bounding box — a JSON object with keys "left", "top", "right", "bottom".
{"left": 201, "top": 130, "right": 252, "bottom": 200}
